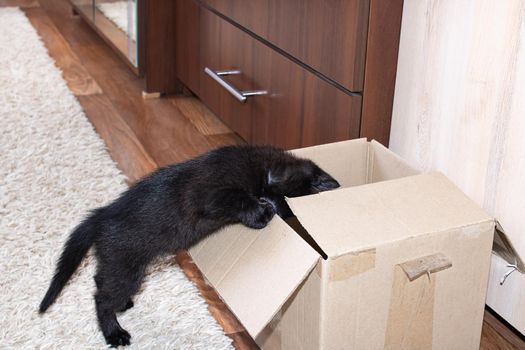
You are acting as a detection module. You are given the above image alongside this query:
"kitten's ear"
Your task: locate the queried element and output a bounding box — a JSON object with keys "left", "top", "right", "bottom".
{"left": 313, "top": 172, "right": 340, "bottom": 191}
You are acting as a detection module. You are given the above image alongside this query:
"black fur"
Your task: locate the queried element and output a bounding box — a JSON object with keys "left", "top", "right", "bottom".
{"left": 39, "top": 145, "right": 339, "bottom": 347}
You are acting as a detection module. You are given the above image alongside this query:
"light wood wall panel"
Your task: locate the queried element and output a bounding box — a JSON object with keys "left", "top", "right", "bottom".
{"left": 390, "top": 0, "right": 525, "bottom": 334}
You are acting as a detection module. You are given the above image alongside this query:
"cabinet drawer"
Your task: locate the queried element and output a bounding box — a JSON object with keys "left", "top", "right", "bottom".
{"left": 199, "top": 8, "right": 361, "bottom": 149}
{"left": 200, "top": 0, "right": 370, "bottom": 92}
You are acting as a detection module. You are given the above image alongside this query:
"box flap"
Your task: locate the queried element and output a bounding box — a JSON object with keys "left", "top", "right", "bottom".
{"left": 287, "top": 172, "right": 493, "bottom": 257}
{"left": 493, "top": 221, "right": 524, "bottom": 272}
{"left": 189, "top": 217, "right": 320, "bottom": 338}
{"left": 290, "top": 138, "right": 369, "bottom": 188}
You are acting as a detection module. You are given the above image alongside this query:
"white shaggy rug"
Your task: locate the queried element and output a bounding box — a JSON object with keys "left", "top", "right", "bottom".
{"left": 97, "top": 1, "right": 137, "bottom": 40}
{"left": 0, "top": 7, "right": 232, "bottom": 349}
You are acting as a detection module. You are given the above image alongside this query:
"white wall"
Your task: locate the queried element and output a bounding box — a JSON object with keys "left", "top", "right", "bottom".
{"left": 390, "top": 0, "right": 525, "bottom": 334}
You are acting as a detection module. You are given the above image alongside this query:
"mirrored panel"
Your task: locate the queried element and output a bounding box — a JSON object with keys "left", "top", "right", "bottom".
{"left": 95, "top": 0, "right": 138, "bottom": 67}
{"left": 71, "top": 0, "right": 139, "bottom": 68}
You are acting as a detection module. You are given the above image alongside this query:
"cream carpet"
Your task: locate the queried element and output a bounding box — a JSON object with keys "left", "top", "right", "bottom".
{"left": 0, "top": 7, "right": 232, "bottom": 349}
{"left": 97, "top": 1, "right": 137, "bottom": 40}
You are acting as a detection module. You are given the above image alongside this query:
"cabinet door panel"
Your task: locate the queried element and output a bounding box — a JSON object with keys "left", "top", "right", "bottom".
{"left": 251, "top": 41, "right": 304, "bottom": 148}
{"left": 301, "top": 77, "right": 362, "bottom": 147}
{"left": 199, "top": 8, "right": 361, "bottom": 149}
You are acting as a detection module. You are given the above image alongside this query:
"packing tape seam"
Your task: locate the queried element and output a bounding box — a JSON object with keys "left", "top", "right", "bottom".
{"left": 328, "top": 248, "right": 376, "bottom": 282}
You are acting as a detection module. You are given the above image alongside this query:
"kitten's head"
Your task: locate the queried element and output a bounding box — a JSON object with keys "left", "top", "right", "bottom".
{"left": 266, "top": 156, "right": 340, "bottom": 197}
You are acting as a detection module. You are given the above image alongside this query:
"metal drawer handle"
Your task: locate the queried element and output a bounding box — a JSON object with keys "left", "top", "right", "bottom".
{"left": 204, "top": 67, "right": 267, "bottom": 103}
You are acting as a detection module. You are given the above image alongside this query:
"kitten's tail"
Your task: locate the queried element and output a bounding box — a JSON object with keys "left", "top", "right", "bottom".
{"left": 39, "top": 211, "right": 100, "bottom": 314}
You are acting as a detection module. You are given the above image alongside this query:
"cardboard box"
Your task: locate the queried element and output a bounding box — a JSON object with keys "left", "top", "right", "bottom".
{"left": 189, "top": 139, "right": 494, "bottom": 349}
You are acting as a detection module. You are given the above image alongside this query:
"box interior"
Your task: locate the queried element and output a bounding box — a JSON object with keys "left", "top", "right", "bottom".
{"left": 286, "top": 138, "right": 419, "bottom": 257}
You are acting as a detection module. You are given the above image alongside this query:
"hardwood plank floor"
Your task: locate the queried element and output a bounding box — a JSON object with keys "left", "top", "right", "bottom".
{"left": 77, "top": 93, "right": 157, "bottom": 181}
{"left": 3, "top": 1, "right": 524, "bottom": 349}
{"left": 0, "top": 0, "right": 37, "bottom": 7}
{"left": 170, "top": 96, "right": 232, "bottom": 136}
{"left": 481, "top": 309, "right": 525, "bottom": 350}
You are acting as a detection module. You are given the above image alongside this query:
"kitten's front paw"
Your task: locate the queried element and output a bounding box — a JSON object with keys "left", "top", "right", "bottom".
{"left": 242, "top": 198, "right": 276, "bottom": 229}
{"left": 261, "top": 195, "right": 293, "bottom": 220}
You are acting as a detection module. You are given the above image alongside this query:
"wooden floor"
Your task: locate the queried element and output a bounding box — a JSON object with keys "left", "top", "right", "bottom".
{"left": 2, "top": 0, "right": 524, "bottom": 348}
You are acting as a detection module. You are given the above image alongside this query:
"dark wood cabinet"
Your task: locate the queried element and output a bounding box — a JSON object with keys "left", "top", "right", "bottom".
{"left": 174, "top": 0, "right": 201, "bottom": 95}
{"left": 198, "top": 8, "right": 361, "bottom": 149}
{"left": 162, "top": 0, "right": 403, "bottom": 148}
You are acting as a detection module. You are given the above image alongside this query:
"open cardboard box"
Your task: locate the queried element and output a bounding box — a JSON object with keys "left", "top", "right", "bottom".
{"left": 189, "top": 139, "right": 495, "bottom": 349}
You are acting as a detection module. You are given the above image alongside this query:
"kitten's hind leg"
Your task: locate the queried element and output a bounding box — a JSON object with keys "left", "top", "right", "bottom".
{"left": 117, "top": 299, "right": 134, "bottom": 313}
{"left": 95, "top": 290, "right": 131, "bottom": 347}
{"left": 95, "top": 275, "right": 134, "bottom": 312}
{"left": 94, "top": 265, "right": 145, "bottom": 347}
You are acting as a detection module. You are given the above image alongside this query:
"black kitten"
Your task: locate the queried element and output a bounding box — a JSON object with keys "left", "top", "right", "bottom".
{"left": 39, "top": 145, "right": 339, "bottom": 347}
